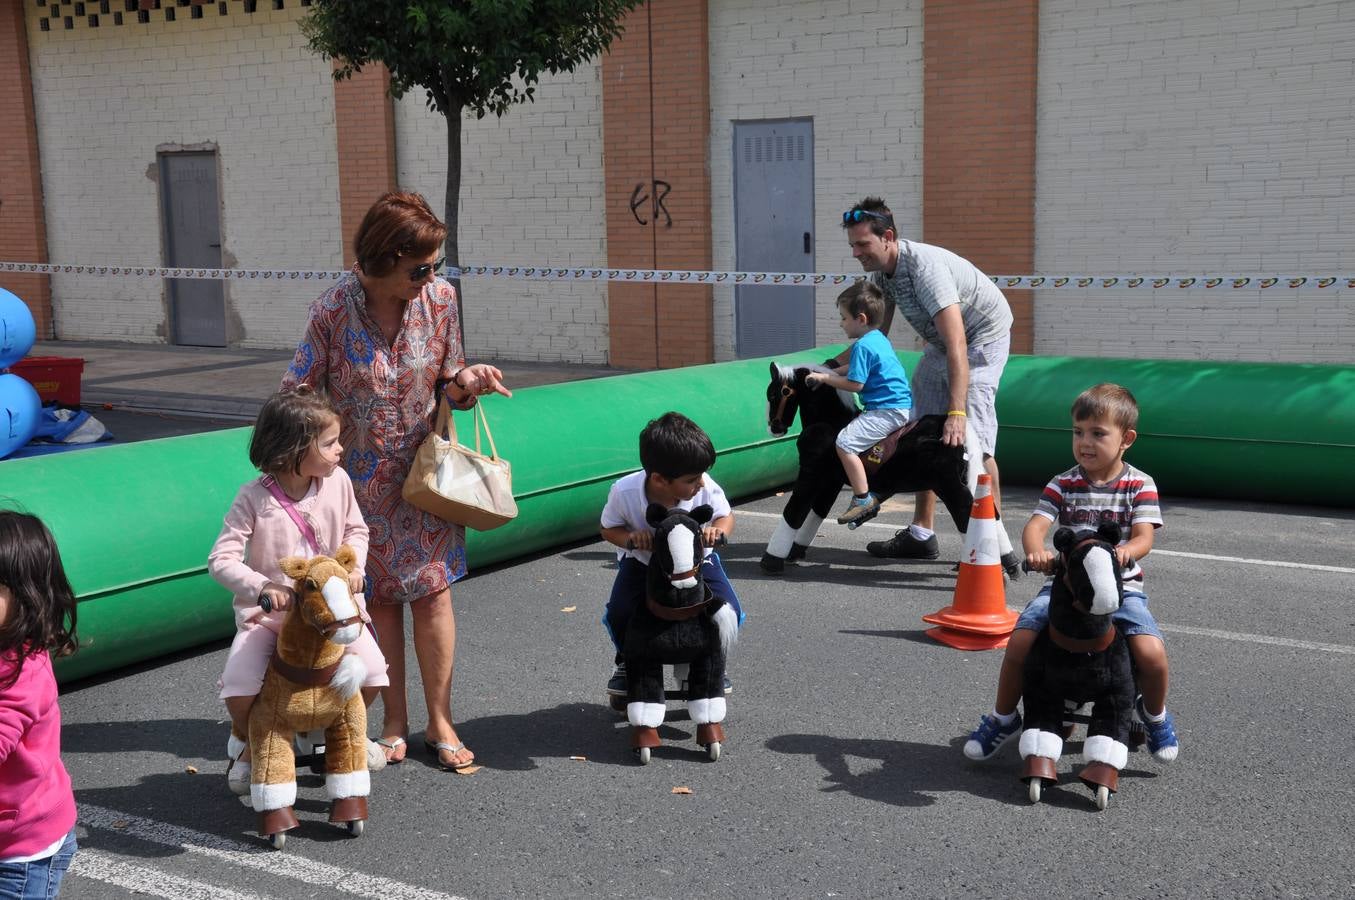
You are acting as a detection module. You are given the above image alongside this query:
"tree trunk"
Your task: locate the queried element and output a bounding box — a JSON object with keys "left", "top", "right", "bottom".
{"left": 444, "top": 106, "right": 465, "bottom": 347}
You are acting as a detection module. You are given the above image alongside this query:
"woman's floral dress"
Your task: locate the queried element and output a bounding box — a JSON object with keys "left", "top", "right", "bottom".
{"left": 282, "top": 273, "right": 467, "bottom": 604}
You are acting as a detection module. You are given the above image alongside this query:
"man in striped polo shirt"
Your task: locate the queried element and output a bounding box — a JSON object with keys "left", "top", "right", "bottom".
{"left": 838, "top": 198, "right": 1014, "bottom": 564}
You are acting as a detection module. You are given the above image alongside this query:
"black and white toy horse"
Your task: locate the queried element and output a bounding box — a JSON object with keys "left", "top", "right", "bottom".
{"left": 761, "top": 361, "right": 1015, "bottom": 574}
{"left": 622, "top": 503, "right": 738, "bottom": 764}
{"left": 1020, "top": 522, "right": 1135, "bottom": 810}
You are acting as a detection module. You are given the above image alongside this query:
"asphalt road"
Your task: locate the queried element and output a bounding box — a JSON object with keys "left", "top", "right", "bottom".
{"left": 52, "top": 432, "right": 1355, "bottom": 900}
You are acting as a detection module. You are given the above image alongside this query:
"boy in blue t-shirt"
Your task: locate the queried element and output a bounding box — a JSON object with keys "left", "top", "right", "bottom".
{"left": 806, "top": 281, "right": 913, "bottom": 526}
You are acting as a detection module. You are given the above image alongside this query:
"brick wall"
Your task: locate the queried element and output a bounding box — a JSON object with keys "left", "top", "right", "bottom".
{"left": 0, "top": 0, "right": 51, "bottom": 337}
{"left": 923, "top": 0, "right": 1037, "bottom": 353}
{"left": 23, "top": 5, "right": 341, "bottom": 347}
{"left": 394, "top": 65, "right": 609, "bottom": 364}
{"left": 709, "top": 0, "right": 925, "bottom": 358}
{"left": 603, "top": 0, "right": 713, "bottom": 369}
{"left": 1036, "top": 0, "right": 1355, "bottom": 363}
{"left": 334, "top": 64, "right": 396, "bottom": 268}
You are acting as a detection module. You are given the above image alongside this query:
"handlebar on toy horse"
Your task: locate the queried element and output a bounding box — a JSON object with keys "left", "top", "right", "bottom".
{"left": 625, "top": 533, "right": 728, "bottom": 551}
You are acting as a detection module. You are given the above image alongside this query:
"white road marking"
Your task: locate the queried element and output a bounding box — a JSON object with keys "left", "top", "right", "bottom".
{"left": 1153, "top": 548, "right": 1355, "bottom": 575}
{"left": 79, "top": 804, "right": 468, "bottom": 900}
{"left": 1160, "top": 623, "right": 1355, "bottom": 655}
{"left": 738, "top": 509, "right": 1355, "bottom": 574}
{"left": 69, "top": 848, "right": 271, "bottom": 900}
{"left": 738, "top": 508, "right": 1355, "bottom": 655}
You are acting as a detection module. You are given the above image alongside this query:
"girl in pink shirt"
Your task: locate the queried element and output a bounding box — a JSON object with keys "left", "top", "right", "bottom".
{"left": 208, "top": 388, "right": 389, "bottom": 796}
{"left": 0, "top": 512, "right": 79, "bottom": 897}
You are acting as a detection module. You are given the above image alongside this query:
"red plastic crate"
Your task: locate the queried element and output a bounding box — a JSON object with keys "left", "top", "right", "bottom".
{"left": 7, "top": 356, "right": 85, "bottom": 406}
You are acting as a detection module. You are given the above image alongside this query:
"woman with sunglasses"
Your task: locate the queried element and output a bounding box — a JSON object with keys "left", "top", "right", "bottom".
{"left": 281, "top": 191, "right": 510, "bottom": 771}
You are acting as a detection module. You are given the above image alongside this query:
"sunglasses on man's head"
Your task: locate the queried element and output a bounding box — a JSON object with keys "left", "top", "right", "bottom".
{"left": 842, "top": 209, "right": 891, "bottom": 225}
{"left": 408, "top": 257, "right": 446, "bottom": 282}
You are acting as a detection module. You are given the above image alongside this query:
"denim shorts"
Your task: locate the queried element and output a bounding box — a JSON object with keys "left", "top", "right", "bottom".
{"left": 1015, "top": 583, "right": 1162, "bottom": 640}
{"left": 0, "top": 829, "right": 77, "bottom": 899}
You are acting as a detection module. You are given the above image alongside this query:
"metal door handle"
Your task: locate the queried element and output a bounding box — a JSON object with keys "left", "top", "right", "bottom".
{"left": 803, "top": 232, "right": 811, "bottom": 254}
{"left": 209, "top": 243, "right": 221, "bottom": 248}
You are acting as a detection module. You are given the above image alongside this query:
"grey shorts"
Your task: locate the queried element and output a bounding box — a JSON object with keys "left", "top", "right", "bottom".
{"left": 835, "top": 407, "right": 912, "bottom": 454}
{"left": 911, "top": 332, "right": 1010, "bottom": 456}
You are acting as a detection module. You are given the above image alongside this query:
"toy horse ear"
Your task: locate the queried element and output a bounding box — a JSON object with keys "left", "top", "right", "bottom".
{"left": 334, "top": 544, "right": 358, "bottom": 572}
{"left": 1052, "top": 527, "right": 1077, "bottom": 553}
{"left": 279, "top": 556, "right": 309, "bottom": 579}
{"left": 688, "top": 503, "right": 714, "bottom": 524}
{"left": 769, "top": 361, "right": 779, "bottom": 380}
{"left": 1096, "top": 521, "right": 1122, "bottom": 546}
{"left": 646, "top": 502, "right": 669, "bottom": 527}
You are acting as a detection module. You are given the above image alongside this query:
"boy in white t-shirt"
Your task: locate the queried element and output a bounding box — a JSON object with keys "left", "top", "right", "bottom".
{"left": 600, "top": 412, "right": 745, "bottom": 697}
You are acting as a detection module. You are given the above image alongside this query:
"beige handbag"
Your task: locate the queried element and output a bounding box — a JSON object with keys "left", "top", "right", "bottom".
{"left": 402, "top": 399, "right": 518, "bottom": 531}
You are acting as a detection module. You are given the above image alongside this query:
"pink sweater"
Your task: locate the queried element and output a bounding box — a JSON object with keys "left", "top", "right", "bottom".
{"left": 0, "top": 651, "right": 76, "bottom": 858}
{"left": 208, "top": 469, "right": 370, "bottom": 631}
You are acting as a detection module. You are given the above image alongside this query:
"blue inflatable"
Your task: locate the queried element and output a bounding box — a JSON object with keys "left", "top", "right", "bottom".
{"left": 0, "top": 288, "right": 36, "bottom": 369}
{"left": 0, "top": 374, "right": 42, "bottom": 459}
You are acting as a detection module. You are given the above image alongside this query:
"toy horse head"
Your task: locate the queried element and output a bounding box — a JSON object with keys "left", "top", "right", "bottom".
{"left": 1048, "top": 523, "right": 1124, "bottom": 640}
{"left": 278, "top": 547, "right": 363, "bottom": 646}
{"left": 766, "top": 361, "right": 857, "bottom": 437}
{"left": 645, "top": 502, "right": 713, "bottom": 591}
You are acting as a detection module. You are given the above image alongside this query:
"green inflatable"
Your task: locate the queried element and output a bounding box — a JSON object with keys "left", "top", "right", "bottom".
{"left": 0, "top": 348, "right": 1347, "bottom": 683}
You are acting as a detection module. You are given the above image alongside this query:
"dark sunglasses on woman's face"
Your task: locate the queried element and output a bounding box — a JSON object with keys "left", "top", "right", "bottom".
{"left": 841, "top": 209, "right": 890, "bottom": 225}
{"left": 408, "top": 257, "right": 447, "bottom": 282}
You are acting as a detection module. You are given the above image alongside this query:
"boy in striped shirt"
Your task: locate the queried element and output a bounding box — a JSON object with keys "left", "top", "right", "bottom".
{"left": 962, "top": 383, "right": 1179, "bottom": 763}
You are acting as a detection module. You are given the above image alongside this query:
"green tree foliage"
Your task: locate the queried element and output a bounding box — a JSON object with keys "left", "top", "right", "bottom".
{"left": 302, "top": 0, "right": 642, "bottom": 302}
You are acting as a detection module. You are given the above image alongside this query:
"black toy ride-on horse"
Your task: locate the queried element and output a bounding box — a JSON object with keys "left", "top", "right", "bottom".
{"left": 620, "top": 503, "right": 738, "bottom": 764}
{"left": 1019, "top": 522, "right": 1137, "bottom": 810}
{"left": 760, "top": 362, "right": 1016, "bottom": 574}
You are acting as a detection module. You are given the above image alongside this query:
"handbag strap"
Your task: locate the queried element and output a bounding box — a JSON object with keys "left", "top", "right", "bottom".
{"left": 472, "top": 403, "right": 500, "bottom": 460}
{"left": 262, "top": 476, "right": 323, "bottom": 556}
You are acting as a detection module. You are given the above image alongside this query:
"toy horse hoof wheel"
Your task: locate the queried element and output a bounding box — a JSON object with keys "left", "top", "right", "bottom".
{"left": 1094, "top": 786, "right": 1111, "bottom": 811}
{"left": 268, "top": 833, "right": 287, "bottom": 851}
{"left": 346, "top": 819, "right": 365, "bottom": 836}
{"left": 637, "top": 746, "right": 651, "bottom": 765}
{"left": 706, "top": 741, "right": 721, "bottom": 761}
{"left": 1027, "top": 778, "right": 1043, "bottom": 803}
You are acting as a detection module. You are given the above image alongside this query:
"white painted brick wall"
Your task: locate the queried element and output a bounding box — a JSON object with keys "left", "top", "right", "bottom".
{"left": 393, "top": 66, "right": 609, "bottom": 364}
{"left": 709, "top": 0, "right": 925, "bottom": 360}
{"left": 25, "top": 7, "right": 341, "bottom": 349}
{"left": 1036, "top": 0, "right": 1355, "bottom": 362}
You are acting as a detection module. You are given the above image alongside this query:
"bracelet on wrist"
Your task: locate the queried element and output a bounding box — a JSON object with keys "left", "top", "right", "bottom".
{"left": 947, "top": 409, "right": 967, "bottom": 417}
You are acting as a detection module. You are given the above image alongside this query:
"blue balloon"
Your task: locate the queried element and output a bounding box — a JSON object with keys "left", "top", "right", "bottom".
{"left": 0, "top": 373, "right": 41, "bottom": 459}
{"left": 0, "top": 288, "right": 37, "bottom": 369}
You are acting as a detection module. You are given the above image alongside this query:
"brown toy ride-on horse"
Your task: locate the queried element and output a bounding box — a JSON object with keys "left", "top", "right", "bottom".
{"left": 248, "top": 547, "right": 371, "bottom": 849}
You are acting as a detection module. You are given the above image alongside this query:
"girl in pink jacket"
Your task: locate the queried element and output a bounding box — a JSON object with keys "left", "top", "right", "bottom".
{"left": 208, "top": 387, "right": 389, "bottom": 796}
{"left": 0, "top": 511, "right": 79, "bottom": 897}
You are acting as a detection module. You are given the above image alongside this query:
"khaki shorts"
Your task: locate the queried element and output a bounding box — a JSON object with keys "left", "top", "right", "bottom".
{"left": 911, "top": 333, "right": 1010, "bottom": 456}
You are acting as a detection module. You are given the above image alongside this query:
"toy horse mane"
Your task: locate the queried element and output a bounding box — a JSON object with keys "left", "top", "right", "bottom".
{"left": 1047, "top": 523, "right": 1124, "bottom": 645}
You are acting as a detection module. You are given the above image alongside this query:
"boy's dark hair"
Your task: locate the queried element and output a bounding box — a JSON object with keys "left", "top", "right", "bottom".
{"left": 249, "top": 386, "right": 339, "bottom": 476}
{"left": 639, "top": 412, "right": 716, "bottom": 479}
{"left": 841, "top": 196, "right": 895, "bottom": 238}
{"left": 1072, "top": 383, "right": 1139, "bottom": 432}
{"left": 837, "top": 280, "right": 886, "bottom": 327}
{"left": 0, "top": 511, "right": 78, "bottom": 688}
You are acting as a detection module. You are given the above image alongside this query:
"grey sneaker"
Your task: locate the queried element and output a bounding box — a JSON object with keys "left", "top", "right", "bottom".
{"left": 866, "top": 529, "right": 940, "bottom": 559}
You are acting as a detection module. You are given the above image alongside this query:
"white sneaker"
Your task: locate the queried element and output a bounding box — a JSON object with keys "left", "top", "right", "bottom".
{"left": 226, "top": 734, "right": 251, "bottom": 796}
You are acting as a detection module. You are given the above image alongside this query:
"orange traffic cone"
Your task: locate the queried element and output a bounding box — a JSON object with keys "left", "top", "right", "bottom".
{"left": 922, "top": 474, "right": 1019, "bottom": 650}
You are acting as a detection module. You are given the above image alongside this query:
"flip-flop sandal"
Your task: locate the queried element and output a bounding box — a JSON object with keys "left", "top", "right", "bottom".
{"left": 375, "top": 736, "right": 407, "bottom": 764}
{"left": 423, "top": 739, "right": 476, "bottom": 772}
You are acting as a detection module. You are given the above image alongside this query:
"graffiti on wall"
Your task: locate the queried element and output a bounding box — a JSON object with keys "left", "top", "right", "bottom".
{"left": 629, "top": 180, "right": 672, "bottom": 228}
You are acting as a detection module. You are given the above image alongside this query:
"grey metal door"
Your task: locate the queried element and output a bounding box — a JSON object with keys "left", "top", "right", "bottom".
{"left": 159, "top": 152, "right": 225, "bottom": 347}
{"left": 734, "top": 119, "right": 815, "bottom": 358}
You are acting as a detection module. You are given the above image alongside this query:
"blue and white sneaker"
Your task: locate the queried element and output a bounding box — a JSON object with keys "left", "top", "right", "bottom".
{"left": 836, "top": 492, "right": 882, "bottom": 527}
{"left": 1135, "top": 695, "right": 1179, "bottom": 762}
{"left": 963, "top": 711, "right": 1022, "bottom": 760}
